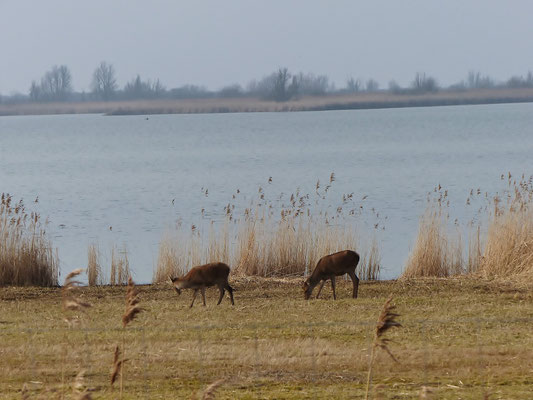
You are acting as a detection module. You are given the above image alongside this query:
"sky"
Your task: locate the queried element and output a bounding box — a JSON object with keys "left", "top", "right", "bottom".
{"left": 1, "top": 0, "right": 533, "bottom": 94}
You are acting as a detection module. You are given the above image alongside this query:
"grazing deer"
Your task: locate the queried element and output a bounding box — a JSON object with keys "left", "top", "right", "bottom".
{"left": 170, "top": 262, "right": 235, "bottom": 308}
{"left": 303, "top": 250, "right": 360, "bottom": 300}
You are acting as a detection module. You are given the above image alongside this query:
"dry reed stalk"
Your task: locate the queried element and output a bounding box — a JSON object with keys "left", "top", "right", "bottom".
{"left": 360, "top": 238, "right": 381, "bottom": 280}
{"left": 110, "top": 345, "right": 124, "bottom": 386}
{"left": 0, "top": 193, "right": 58, "bottom": 286}
{"left": 467, "top": 225, "right": 483, "bottom": 274}
{"left": 61, "top": 269, "right": 92, "bottom": 398}
{"left": 480, "top": 207, "right": 533, "bottom": 277}
{"left": 152, "top": 180, "right": 381, "bottom": 281}
{"left": 402, "top": 206, "right": 463, "bottom": 278}
{"left": 110, "top": 277, "right": 143, "bottom": 398}
{"left": 62, "top": 269, "right": 92, "bottom": 318}
{"left": 87, "top": 244, "right": 102, "bottom": 286}
{"left": 364, "top": 296, "right": 401, "bottom": 400}
{"left": 110, "top": 245, "right": 130, "bottom": 286}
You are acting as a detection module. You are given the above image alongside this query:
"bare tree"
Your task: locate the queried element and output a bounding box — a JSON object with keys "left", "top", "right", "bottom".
{"left": 466, "top": 71, "right": 494, "bottom": 89}
{"left": 29, "top": 80, "right": 41, "bottom": 101}
{"left": 123, "top": 75, "right": 166, "bottom": 99}
{"left": 346, "top": 77, "right": 362, "bottom": 93}
{"left": 365, "top": 79, "right": 379, "bottom": 92}
{"left": 91, "top": 62, "right": 117, "bottom": 100}
{"left": 32, "top": 65, "right": 73, "bottom": 101}
{"left": 273, "top": 67, "right": 291, "bottom": 101}
{"left": 411, "top": 72, "right": 438, "bottom": 93}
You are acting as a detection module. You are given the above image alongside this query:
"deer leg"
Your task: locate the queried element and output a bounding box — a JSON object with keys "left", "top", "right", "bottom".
{"left": 190, "top": 289, "right": 198, "bottom": 308}
{"left": 330, "top": 276, "right": 337, "bottom": 300}
{"left": 348, "top": 270, "right": 360, "bottom": 299}
{"left": 226, "top": 284, "right": 235, "bottom": 305}
{"left": 315, "top": 280, "right": 326, "bottom": 299}
{"left": 217, "top": 286, "right": 225, "bottom": 305}
{"left": 201, "top": 287, "right": 207, "bottom": 306}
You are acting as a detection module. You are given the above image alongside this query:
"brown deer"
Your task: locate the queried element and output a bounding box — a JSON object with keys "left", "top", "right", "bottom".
{"left": 303, "top": 250, "right": 360, "bottom": 300}
{"left": 170, "top": 262, "right": 235, "bottom": 308}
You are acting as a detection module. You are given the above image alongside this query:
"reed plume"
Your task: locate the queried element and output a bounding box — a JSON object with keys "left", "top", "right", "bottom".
{"left": 365, "top": 296, "right": 402, "bottom": 400}
{"left": 111, "top": 277, "right": 143, "bottom": 399}
{"left": 0, "top": 193, "right": 58, "bottom": 286}
{"left": 122, "top": 276, "right": 143, "bottom": 327}
{"left": 110, "top": 345, "right": 126, "bottom": 386}
{"left": 62, "top": 268, "right": 91, "bottom": 321}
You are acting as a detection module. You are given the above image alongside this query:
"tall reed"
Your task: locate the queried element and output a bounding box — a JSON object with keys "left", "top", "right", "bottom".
{"left": 110, "top": 245, "right": 130, "bottom": 285}
{"left": 0, "top": 193, "right": 58, "bottom": 286}
{"left": 153, "top": 180, "right": 383, "bottom": 281}
{"left": 403, "top": 175, "right": 533, "bottom": 281}
{"left": 87, "top": 243, "right": 102, "bottom": 286}
{"left": 402, "top": 206, "right": 463, "bottom": 279}
{"left": 477, "top": 176, "right": 533, "bottom": 279}
{"left": 402, "top": 186, "right": 464, "bottom": 279}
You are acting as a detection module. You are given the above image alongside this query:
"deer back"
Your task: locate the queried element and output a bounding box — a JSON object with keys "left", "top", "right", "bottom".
{"left": 312, "top": 250, "right": 359, "bottom": 280}
{"left": 179, "top": 262, "right": 230, "bottom": 287}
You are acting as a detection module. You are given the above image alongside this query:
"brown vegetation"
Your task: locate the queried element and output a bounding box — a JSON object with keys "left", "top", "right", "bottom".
{"left": 0, "top": 193, "right": 58, "bottom": 286}
{"left": 87, "top": 244, "right": 102, "bottom": 286}
{"left": 153, "top": 181, "right": 382, "bottom": 282}
{"left": 403, "top": 175, "right": 533, "bottom": 281}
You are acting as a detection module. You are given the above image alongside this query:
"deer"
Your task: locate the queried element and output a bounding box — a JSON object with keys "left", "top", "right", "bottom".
{"left": 303, "top": 250, "right": 360, "bottom": 300}
{"left": 170, "top": 262, "right": 235, "bottom": 308}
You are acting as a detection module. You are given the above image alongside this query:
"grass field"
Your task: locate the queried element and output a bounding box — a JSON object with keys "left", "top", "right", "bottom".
{"left": 1, "top": 277, "right": 532, "bottom": 399}
{"left": 2, "top": 88, "right": 533, "bottom": 116}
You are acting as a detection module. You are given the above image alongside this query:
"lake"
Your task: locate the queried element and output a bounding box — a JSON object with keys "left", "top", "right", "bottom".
{"left": 1, "top": 103, "right": 532, "bottom": 283}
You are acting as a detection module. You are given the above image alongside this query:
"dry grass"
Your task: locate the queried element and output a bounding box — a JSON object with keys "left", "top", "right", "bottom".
{"left": 0, "top": 193, "right": 58, "bottom": 286}
{"left": 87, "top": 244, "right": 102, "bottom": 286}
{"left": 404, "top": 176, "right": 533, "bottom": 282}
{"left": 110, "top": 245, "right": 130, "bottom": 285}
{"left": 1, "top": 278, "right": 532, "bottom": 398}
{"left": 402, "top": 201, "right": 463, "bottom": 279}
{"left": 153, "top": 181, "right": 382, "bottom": 282}
{"left": 478, "top": 176, "right": 533, "bottom": 279}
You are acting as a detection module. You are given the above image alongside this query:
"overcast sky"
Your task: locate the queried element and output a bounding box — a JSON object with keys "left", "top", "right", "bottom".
{"left": 1, "top": 1, "right": 533, "bottom": 94}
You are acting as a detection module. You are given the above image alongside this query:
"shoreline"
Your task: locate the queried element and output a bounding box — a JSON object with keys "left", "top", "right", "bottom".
{"left": 1, "top": 87, "right": 533, "bottom": 117}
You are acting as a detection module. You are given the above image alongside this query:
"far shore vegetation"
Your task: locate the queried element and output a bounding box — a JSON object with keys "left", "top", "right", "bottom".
{"left": 2, "top": 64, "right": 533, "bottom": 116}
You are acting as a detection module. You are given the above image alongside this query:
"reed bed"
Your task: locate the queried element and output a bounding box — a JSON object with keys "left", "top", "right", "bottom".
{"left": 403, "top": 175, "right": 533, "bottom": 282}
{"left": 477, "top": 175, "right": 533, "bottom": 279}
{"left": 0, "top": 193, "right": 58, "bottom": 286}
{"left": 154, "top": 178, "right": 382, "bottom": 282}
{"left": 87, "top": 243, "right": 102, "bottom": 286}
{"left": 402, "top": 204, "right": 463, "bottom": 278}
{"left": 3, "top": 88, "right": 533, "bottom": 117}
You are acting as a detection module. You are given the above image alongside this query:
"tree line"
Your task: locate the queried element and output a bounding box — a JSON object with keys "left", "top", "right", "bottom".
{"left": 2, "top": 62, "right": 533, "bottom": 104}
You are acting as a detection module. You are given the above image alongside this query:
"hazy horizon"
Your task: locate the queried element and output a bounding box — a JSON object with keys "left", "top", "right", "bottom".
{"left": 1, "top": 1, "right": 533, "bottom": 95}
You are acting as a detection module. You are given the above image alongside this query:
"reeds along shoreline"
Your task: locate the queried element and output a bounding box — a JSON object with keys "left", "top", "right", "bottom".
{"left": 0, "top": 193, "right": 58, "bottom": 286}
{"left": 402, "top": 174, "right": 533, "bottom": 281}
{"left": 154, "top": 180, "right": 382, "bottom": 282}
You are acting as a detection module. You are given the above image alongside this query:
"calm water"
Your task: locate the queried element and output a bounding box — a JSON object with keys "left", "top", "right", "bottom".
{"left": 1, "top": 103, "right": 532, "bottom": 282}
